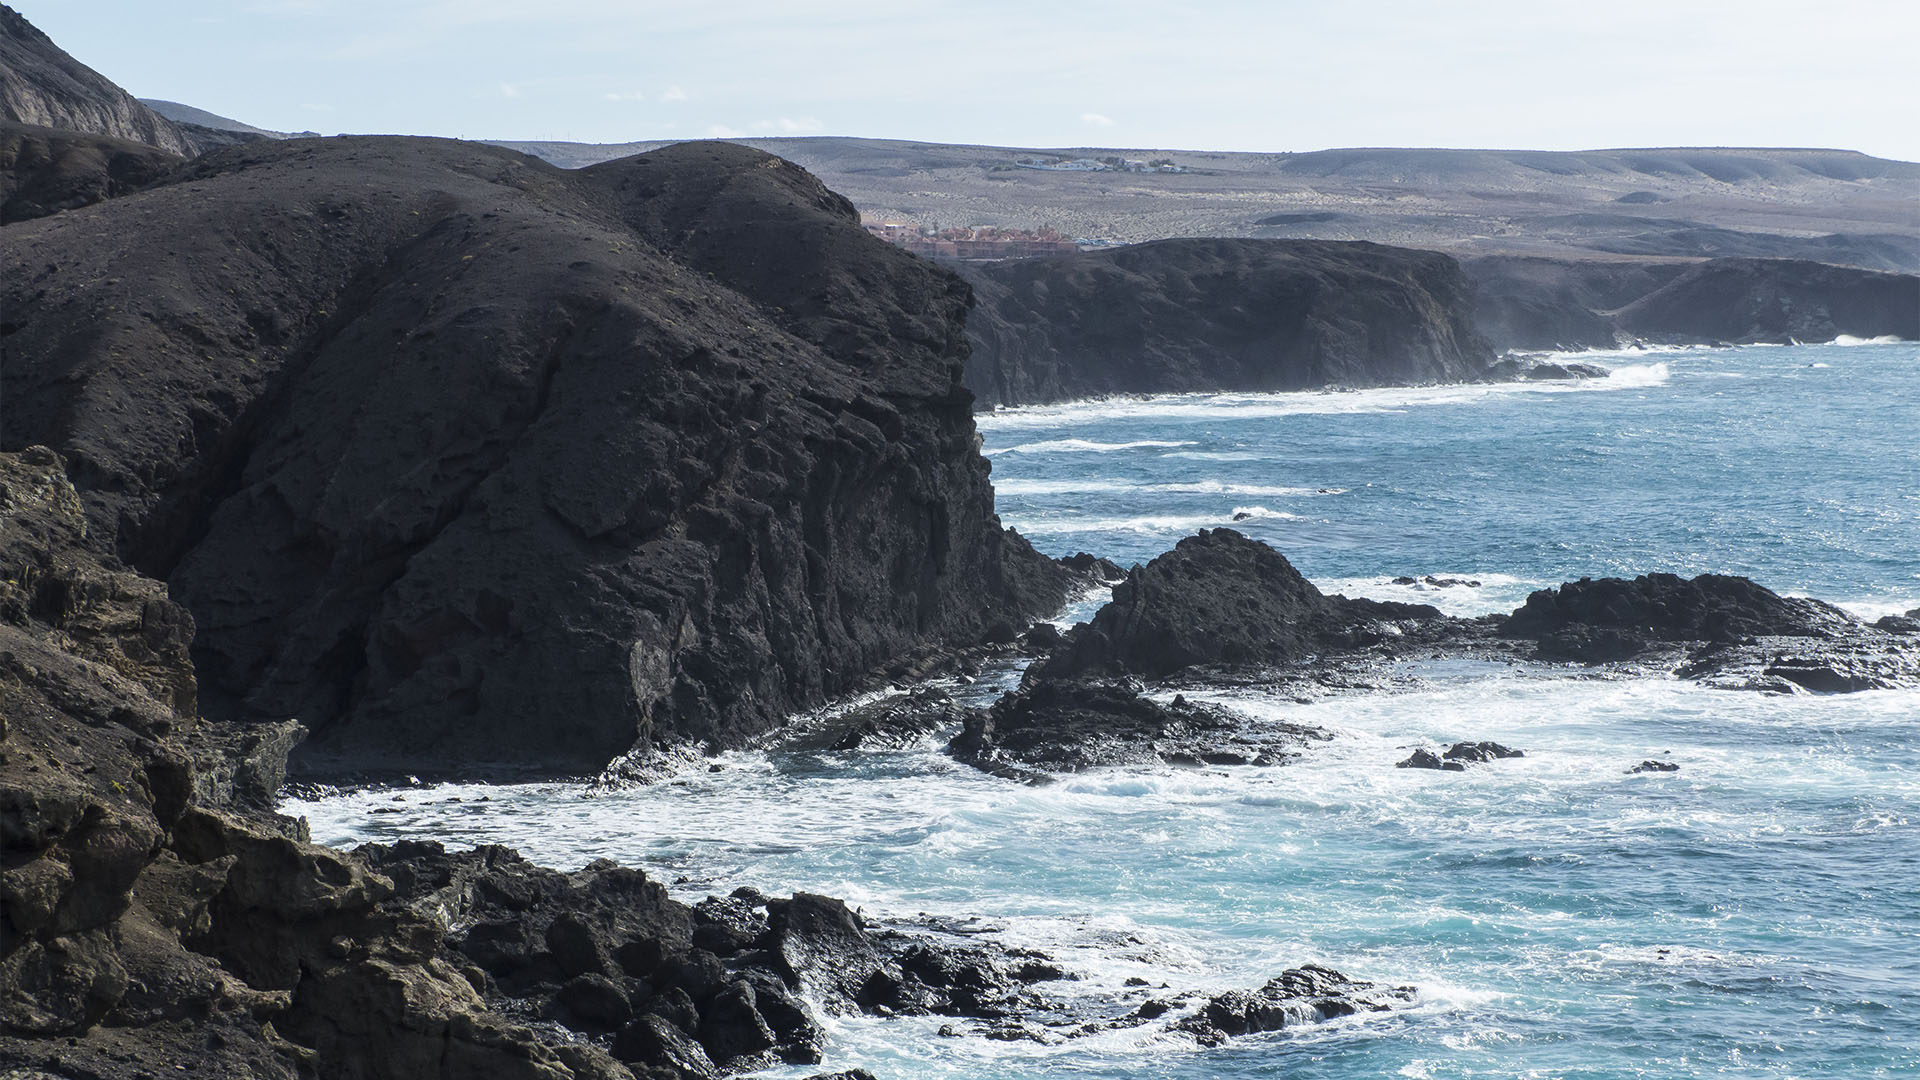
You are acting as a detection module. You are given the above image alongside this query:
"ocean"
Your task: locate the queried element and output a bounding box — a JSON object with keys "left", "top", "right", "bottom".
{"left": 295, "top": 340, "right": 1920, "bottom": 1078}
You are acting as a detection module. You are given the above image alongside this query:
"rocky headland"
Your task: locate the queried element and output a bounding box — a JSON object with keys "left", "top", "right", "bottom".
{"left": 2, "top": 132, "right": 1076, "bottom": 780}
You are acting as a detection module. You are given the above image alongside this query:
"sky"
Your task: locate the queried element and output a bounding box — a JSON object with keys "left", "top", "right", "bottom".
{"left": 23, "top": 0, "right": 1920, "bottom": 161}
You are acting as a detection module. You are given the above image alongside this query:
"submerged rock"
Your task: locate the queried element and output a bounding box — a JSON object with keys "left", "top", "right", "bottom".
{"left": 950, "top": 679, "right": 1329, "bottom": 780}
{"left": 1173, "top": 965, "right": 1417, "bottom": 1046}
{"left": 1628, "top": 760, "right": 1681, "bottom": 774}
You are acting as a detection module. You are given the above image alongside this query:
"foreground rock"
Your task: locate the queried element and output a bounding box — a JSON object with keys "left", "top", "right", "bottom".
{"left": 0, "top": 448, "right": 631, "bottom": 1079}
{"left": 960, "top": 238, "right": 1497, "bottom": 407}
{"left": 951, "top": 679, "right": 1328, "bottom": 781}
{"left": 3, "top": 135, "right": 1069, "bottom": 780}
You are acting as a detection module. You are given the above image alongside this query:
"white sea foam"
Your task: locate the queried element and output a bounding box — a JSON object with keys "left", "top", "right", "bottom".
{"left": 1315, "top": 572, "right": 1539, "bottom": 617}
{"left": 975, "top": 365, "right": 1672, "bottom": 434}
{"left": 993, "top": 478, "right": 1344, "bottom": 498}
{"left": 985, "top": 438, "right": 1197, "bottom": 455}
{"left": 1831, "top": 334, "right": 1903, "bottom": 346}
{"left": 1003, "top": 507, "right": 1301, "bottom": 535}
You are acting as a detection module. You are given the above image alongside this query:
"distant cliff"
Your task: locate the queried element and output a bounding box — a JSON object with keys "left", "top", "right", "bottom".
{"left": 959, "top": 238, "right": 1496, "bottom": 408}
{"left": 2, "top": 137, "right": 1069, "bottom": 778}
{"left": 1467, "top": 255, "right": 1920, "bottom": 351}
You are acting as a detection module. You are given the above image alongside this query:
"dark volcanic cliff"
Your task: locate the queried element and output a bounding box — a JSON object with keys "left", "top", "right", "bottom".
{"left": 1, "top": 136, "right": 1068, "bottom": 778}
{"left": 958, "top": 238, "right": 1496, "bottom": 407}
{"left": 1466, "top": 255, "right": 1920, "bottom": 352}
{"left": 0, "top": 5, "right": 199, "bottom": 156}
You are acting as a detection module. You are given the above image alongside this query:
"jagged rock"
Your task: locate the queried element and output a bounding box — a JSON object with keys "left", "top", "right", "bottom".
{"left": 1173, "top": 964, "right": 1417, "bottom": 1046}
{"left": 1628, "top": 760, "right": 1680, "bottom": 774}
{"left": 4, "top": 135, "right": 1069, "bottom": 780}
{"left": 950, "top": 679, "right": 1327, "bottom": 780}
{"left": 0, "top": 449, "right": 634, "bottom": 1079}
{"left": 1036, "top": 529, "right": 1442, "bottom": 680}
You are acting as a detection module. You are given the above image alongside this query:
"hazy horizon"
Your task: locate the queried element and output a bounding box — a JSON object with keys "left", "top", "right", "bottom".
{"left": 21, "top": 0, "right": 1920, "bottom": 164}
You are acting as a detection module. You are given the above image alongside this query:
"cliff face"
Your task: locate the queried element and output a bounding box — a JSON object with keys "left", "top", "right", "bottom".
{"left": 0, "top": 6, "right": 199, "bottom": 157}
{"left": 1, "top": 136, "right": 1067, "bottom": 778}
{"left": 959, "top": 238, "right": 1496, "bottom": 408}
{"left": 1465, "top": 255, "right": 1920, "bottom": 351}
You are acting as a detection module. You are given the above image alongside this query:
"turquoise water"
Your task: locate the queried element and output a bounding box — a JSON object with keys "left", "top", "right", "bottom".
{"left": 297, "top": 342, "right": 1920, "bottom": 1078}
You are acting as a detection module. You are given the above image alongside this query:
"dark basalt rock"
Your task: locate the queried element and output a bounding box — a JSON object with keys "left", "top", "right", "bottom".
{"left": 1874, "top": 609, "right": 1920, "bottom": 635}
{"left": 1629, "top": 760, "right": 1680, "bottom": 774}
{"left": 1502, "top": 573, "right": 1855, "bottom": 662}
{"left": 1444, "top": 741, "right": 1524, "bottom": 764}
{"left": 1398, "top": 742, "right": 1522, "bottom": 770}
{"left": 2, "top": 134, "right": 1069, "bottom": 780}
{"left": 1173, "top": 965, "right": 1417, "bottom": 1047}
{"left": 950, "top": 679, "right": 1328, "bottom": 780}
{"left": 959, "top": 238, "right": 1498, "bottom": 407}
{"left": 1036, "top": 529, "right": 1445, "bottom": 681}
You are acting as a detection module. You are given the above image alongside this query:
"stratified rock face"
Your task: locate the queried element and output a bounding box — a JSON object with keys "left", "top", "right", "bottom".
{"left": 0, "top": 6, "right": 198, "bottom": 156}
{"left": 1, "top": 119, "right": 181, "bottom": 223}
{"left": 2, "top": 136, "right": 1067, "bottom": 778}
{"left": 1465, "top": 255, "right": 1920, "bottom": 351}
{"left": 1036, "top": 529, "right": 1440, "bottom": 681}
{"left": 959, "top": 238, "right": 1496, "bottom": 407}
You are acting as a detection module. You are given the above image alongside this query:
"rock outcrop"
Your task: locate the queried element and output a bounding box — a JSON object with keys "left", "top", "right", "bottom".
{"left": 1466, "top": 255, "right": 1920, "bottom": 352}
{"left": 1172, "top": 965, "right": 1416, "bottom": 1046}
{"left": 959, "top": 238, "right": 1497, "bottom": 407}
{"left": 3, "top": 136, "right": 1068, "bottom": 779}
{"left": 1502, "top": 573, "right": 1857, "bottom": 662}
{"left": 1034, "top": 529, "right": 1443, "bottom": 681}
{"left": 0, "top": 6, "right": 201, "bottom": 156}
{"left": 0, "top": 119, "right": 181, "bottom": 223}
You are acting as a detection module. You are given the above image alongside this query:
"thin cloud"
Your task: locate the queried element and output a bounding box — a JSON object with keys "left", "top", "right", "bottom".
{"left": 661, "top": 85, "right": 689, "bottom": 102}
{"left": 603, "top": 90, "right": 648, "bottom": 101}
{"left": 1082, "top": 112, "right": 1116, "bottom": 127}
{"left": 752, "top": 116, "right": 824, "bottom": 134}
{"left": 499, "top": 82, "right": 521, "bottom": 98}
{"left": 707, "top": 124, "right": 745, "bottom": 138}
